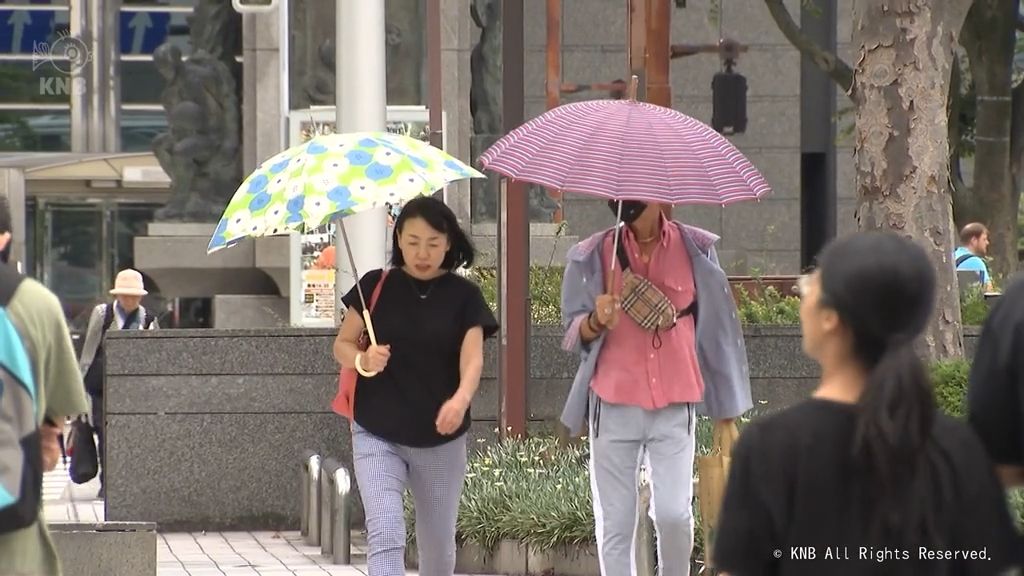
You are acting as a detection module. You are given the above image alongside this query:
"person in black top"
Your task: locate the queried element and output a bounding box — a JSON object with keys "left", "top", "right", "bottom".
{"left": 333, "top": 197, "right": 498, "bottom": 576}
{"left": 712, "top": 232, "right": 1021, "bottom": 576}
{"left": 968, "top": 275, "right": 1024, "bottom": 489}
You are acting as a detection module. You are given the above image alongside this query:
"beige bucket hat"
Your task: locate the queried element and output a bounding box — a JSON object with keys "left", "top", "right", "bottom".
{"left": 109, "top": 269, "right": 148, "bottom": 296}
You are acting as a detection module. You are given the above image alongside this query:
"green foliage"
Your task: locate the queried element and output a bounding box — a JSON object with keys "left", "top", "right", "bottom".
{"left": 405, "top": 436, "right": 594, "bottom": 552}
{"left": 735, "top": 285, "right": 801, "bottom": 325}
{"left": 960, "top": 284, "right": 990, "bottom": 327}
{"left": 468, "top": 266, "right": 564, "bottom": 325}
{"left": 930, "top": 359, "right": 971, "bottom": 419}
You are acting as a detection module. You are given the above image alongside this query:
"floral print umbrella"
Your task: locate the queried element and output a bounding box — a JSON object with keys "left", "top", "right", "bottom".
{"left": 207, "top": 132, "right": 484, "bottom": 253}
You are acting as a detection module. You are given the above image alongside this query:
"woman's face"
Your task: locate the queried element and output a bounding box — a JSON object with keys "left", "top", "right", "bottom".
{"left": 397, "top": 216, "right": 450, "bottom": 280}
{"left": 798, "top": 271, "right": 840, "bottom": 361}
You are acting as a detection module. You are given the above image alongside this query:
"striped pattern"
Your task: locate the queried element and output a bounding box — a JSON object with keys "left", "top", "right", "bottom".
{"left": 479, "top": 100, "right": 772, "bottom": 205}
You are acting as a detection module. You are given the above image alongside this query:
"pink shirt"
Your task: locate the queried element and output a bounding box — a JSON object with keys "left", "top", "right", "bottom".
{"left": 590, "top": 219, "right": 705, "bottom": 409}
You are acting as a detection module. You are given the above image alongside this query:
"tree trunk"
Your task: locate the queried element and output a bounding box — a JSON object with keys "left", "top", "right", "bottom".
{"left": 852, "top": 0, "right": 972, "bottom": 360}
{"left": 960, "top": 0, "right": 1018, "bottom": 283}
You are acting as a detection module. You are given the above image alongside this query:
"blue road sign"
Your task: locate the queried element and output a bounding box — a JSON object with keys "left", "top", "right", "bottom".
{"left": 120, "top": 11, "right": 170, "bottom": 55}
{"left": 0, "top": 9, "right": 55, "bottom": 54}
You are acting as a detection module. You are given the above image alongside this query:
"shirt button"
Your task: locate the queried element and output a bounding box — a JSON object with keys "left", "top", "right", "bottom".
{"left": 650, "top": 353, "right": 655, "bottom": 359}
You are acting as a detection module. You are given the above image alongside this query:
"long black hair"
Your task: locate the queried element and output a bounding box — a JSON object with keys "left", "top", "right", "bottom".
{"left": 816, "top": 231, "right": 940, "bottom": 547}
{"left": 390, "top": 196, "right": 476, "bottom": 270}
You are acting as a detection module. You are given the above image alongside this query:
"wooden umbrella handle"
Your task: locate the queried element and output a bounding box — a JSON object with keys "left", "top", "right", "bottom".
{"left": 355, "top": 309, "right": 380, "bottom": 377}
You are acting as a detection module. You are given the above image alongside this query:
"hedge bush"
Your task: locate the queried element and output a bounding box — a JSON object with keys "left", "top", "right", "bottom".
{"left": 397, "top": 362, "right": 1021, "bottom": 563}
{"left": 466, "top": 266, "right": 990, "bottom": 327}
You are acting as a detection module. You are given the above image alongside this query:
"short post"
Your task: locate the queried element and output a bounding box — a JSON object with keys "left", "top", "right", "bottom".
{"left": 320, "top": 458, "right": 342, "bottom": 556}
{"left": 636, "top": 467, "right": 656, "bottom": 576}
{"left": 300, "top": 450, "right": 318, "bottom": 537}
{"left": 331, "top": 466, "right": 353, "bottom": 564}
{"left": 304, "top": 453, "right": 322, "bottom": 546}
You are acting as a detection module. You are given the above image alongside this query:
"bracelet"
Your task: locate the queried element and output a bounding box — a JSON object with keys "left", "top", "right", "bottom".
{"left": 355, "top": 353, "right": 378, "bottom": 377}
{"left": 587, "top": 312, "right": 604, "bottom": 333}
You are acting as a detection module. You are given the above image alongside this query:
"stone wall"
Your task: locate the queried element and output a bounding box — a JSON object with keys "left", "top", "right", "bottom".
{"left": 103, "top": 324, "right": 978, "bottom": 530}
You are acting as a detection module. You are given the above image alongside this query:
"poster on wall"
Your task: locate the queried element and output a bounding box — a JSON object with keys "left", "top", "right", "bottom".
{"left": 288, "top": 106, "right": 441, "bottom": 327}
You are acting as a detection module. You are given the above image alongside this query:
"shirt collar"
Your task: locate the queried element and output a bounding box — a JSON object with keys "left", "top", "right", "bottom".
{"left": 624, "top": 212, "right": 673, "bottom": 248}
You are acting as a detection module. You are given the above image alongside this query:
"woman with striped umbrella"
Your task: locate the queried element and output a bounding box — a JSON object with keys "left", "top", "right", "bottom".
{"left": 479, "top": 77, "right": 771, "bottom": 576}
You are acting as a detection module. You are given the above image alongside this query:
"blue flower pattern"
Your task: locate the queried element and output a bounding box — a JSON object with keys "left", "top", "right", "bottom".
{"left": 209, "top": 132, "right": 483, "bottom": 253}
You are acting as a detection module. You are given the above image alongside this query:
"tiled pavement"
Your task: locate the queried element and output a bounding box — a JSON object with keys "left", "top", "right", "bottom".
{"left": 41, "top": 461, "right": 432, "bottom": 575}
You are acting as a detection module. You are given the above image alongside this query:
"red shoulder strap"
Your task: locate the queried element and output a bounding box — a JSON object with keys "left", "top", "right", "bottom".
{"left": 368, "top": 269, "right": 389, "bottom": 312}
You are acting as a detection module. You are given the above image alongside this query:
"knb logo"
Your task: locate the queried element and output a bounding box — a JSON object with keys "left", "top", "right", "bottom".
{"left": 31, "top": 33, "right": 92, "bottom": 96}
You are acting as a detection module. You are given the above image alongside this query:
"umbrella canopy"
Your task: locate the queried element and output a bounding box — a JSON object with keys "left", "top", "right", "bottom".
{"left": 478, "top": 99, "right": 772, "bottom": 205}
{"left": 207, "top": 132, "right": 484, "bottom": 253}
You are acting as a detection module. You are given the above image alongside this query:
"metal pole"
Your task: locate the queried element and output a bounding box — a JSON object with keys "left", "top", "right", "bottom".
{"left": 334, "top": 0, "right": 388, "bottom": 320}
{"left": 498, "top": 0, "right": 529, "bottom": 438}
{"left": 300, "top": 450, "right": 318, "bottom": 537}
{"left": 69, "top": 0, "right": 88, "bottom": 152}
{"left": 545, "top": 0, "right": 564, "bottom": 222}
{"left": 426, "top": 0, "right": 443, "bottom": 151}
{"left": 304, "top": 453, "right": 321, "bottom": 546}
{"left": 320, "top": 458, "right": 340, "bottom": 556}
{"left": 331, "top": 467, "right": 353, "bottom": 564}
{"left": 103, "top": 0, "right": 121, "bottom": 152}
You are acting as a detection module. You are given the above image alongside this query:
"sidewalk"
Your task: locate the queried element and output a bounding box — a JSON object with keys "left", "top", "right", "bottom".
{"left": 41, "top": 462, "right": 432, "bottom": 575}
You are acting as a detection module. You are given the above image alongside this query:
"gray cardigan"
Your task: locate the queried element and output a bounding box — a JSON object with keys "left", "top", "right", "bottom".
{"left": 79, "top": 303, "right": 159, "bottom": 377}
{"left": 558, "top": 222, "right": 753, "bottom": 435}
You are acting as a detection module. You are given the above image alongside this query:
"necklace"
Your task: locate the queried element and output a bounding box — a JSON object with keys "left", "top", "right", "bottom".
{"left": 406, "top": 272, "right": 439, "bottom": 300}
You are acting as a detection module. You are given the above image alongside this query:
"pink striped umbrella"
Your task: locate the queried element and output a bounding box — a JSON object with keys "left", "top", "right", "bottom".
{"left": 478, "top": 99, "right": 772, "bottom": 205}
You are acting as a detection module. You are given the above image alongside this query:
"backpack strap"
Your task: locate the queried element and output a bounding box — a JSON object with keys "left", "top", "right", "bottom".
{"left": 0, "top": 264, "right": 24, "bottom": 307}
{"left": 368, "top": 270, "right": 390, "bottom": 312}
{"left": 101, "top": 302, "right": 116, "bottom": 333}
{"left": 955, "top": 253, "right": 978, "bottom": 267}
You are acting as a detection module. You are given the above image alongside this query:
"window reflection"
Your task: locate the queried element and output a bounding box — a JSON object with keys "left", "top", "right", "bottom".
{"left": 0, "top": 109, "right": 71, "bottom": 151}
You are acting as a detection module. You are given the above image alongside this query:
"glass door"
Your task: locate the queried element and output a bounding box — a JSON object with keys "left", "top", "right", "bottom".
{"left": 40, "top": 202, "right": 107, "bottom": 331}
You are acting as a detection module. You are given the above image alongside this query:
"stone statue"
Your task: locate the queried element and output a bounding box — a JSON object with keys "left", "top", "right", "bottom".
{"left": 152, "top": 0, "right": 241, "bottom": 222}
{"left": 469, "top": 0, "right": 557, "bottom": 222}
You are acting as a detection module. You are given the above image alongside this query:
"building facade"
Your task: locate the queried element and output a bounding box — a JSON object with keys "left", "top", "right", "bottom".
{"left": 0, "top": 0, "right": 857, "bottom": 330}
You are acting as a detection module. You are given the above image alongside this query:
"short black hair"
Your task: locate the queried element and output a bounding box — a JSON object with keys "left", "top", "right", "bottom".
{"left": 390, "top": 196, "right": 475, "bottom": 270}
{"left": 0, "top": 194, "right": 11, "bottom": 235}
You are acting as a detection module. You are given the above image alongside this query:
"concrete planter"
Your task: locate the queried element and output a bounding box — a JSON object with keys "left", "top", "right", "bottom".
{"left": 102, "top": 325, "right": 981, "bottom": 530}
{"left": 407, "top": 540, "right": 598, "bottom": 575}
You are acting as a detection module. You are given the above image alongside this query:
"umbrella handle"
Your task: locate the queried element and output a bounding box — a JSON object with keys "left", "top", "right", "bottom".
{"left": 355, "top": 309, "right": 381, "bottom": 377}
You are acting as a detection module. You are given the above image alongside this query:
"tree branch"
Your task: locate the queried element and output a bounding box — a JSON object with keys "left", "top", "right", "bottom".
{"left": 764, "top": 0, "right": 855, "bottom": 98}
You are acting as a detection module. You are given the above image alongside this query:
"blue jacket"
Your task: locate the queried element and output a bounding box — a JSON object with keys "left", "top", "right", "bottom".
{"left": 559, "top": 222, "right": 753, "bottom": 435}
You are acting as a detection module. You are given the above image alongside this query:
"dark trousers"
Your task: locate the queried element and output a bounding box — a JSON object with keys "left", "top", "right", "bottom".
{"left": 90, "top": 393, "right": 104, "bottom": 488}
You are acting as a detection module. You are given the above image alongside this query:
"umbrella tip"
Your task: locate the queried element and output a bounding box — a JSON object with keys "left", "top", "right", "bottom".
{"left": 628, "top": 75, "right": 639, "bottom": 101}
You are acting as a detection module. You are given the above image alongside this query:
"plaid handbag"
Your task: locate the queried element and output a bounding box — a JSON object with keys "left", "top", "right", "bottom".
{"left": 614, "top": 228, "right": 696, "bottom": 332}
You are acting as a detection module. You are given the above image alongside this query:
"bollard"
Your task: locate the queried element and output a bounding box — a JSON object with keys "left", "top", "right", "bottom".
{"left": 320, "top": 458, "right": 342, "bottom": 556}
{"left": 636, "top": 472, "right": 656, "bottom": 576}
{"left": 304, "top": 453, "right": 322, "bottom": 546}
{"left": 300, "top": 450, "right": 318, "bottom": 537}
{"left": 330, "top": 466, "right": 353, "bottom": 564}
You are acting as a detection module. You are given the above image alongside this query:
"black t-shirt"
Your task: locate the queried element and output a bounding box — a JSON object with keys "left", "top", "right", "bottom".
{"left": 341, "top": 268, "right": 498, "bottom": 448}
{"left": 968, "top": 274, "right": 1024, "bottom": 469}
{"left": 713, "top": 399, "right": 1022, "bottom": 576}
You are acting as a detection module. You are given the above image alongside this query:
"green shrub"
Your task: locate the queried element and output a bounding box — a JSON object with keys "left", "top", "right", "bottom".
{"left": 930, "top": 360, "right": 970, "bottom": 419}
{"left": 960, "top": 285, "right": 990, "bottom": 327}
{"left": 735, "top": 285, "right": 801, "bottom": 325}
{"left": 467, "top": 266, "right": 564, "bottom": 326}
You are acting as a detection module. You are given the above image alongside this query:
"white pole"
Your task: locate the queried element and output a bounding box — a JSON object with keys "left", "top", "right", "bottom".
{"left": 334, "top": 0, "right": 388, "bottom": 323}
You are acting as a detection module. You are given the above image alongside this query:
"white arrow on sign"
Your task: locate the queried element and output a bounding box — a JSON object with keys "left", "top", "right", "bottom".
{"left": 127, "top": 11, "right": 152, "bottom": 54}
{"left": 7, "top": 10, "right": 32, "bottom": 52}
